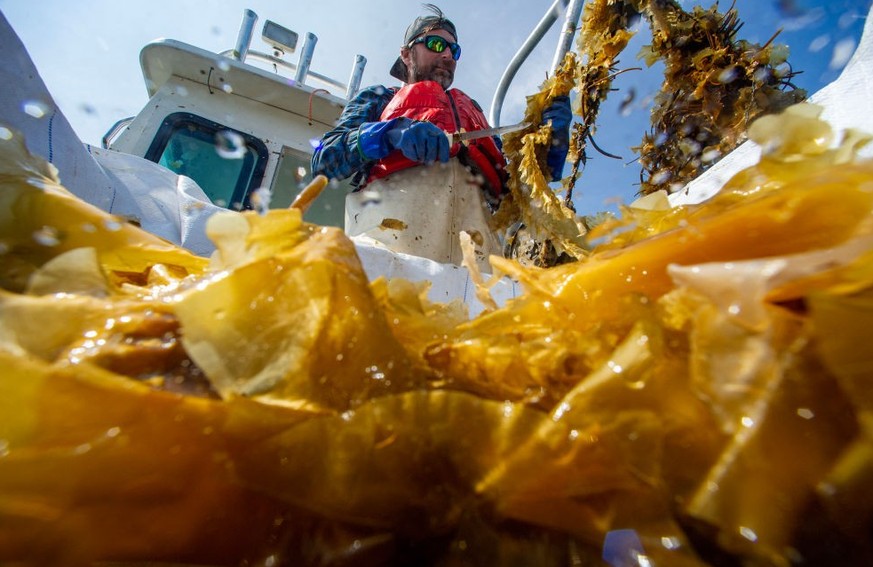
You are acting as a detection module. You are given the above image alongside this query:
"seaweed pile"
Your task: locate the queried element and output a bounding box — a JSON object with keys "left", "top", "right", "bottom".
{"left": 2, "top": 99, "right": 873, "bottom": 565}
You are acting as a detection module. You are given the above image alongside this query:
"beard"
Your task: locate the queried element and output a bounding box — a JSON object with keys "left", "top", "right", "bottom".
{"left": 409, "top": 55, "right": 454, "bottom": 90}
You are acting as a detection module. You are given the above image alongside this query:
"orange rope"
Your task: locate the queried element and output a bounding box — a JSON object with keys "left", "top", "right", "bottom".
{"left": 308, "top": 89, "right": 331, "bottom": 124}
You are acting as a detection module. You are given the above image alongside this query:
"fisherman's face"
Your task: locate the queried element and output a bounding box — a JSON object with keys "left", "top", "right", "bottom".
{"left": 401, "top": 28, "right": 457, "bottom": 89}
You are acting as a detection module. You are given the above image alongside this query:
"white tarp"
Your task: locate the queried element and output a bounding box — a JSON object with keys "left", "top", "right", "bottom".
{"left": 0, "top": 10, "right": 223, "bottom": 256}
{"left": 353, "top": 236, "right": 521, "bottom": 316}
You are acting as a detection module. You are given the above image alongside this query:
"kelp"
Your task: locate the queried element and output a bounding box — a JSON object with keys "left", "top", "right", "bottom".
{"left": 636, "top": 0, "right": 806, "bottom": 195}
{"left": 2, "top": 103, "right": 873, "bottom": 566}
{"left": 499, "top": 0, "right": 805, "bottom": 266}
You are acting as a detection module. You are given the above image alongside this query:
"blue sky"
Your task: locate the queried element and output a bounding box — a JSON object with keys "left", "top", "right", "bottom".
{"left": 1, "top": 0, "right": 871, "bottom": 217}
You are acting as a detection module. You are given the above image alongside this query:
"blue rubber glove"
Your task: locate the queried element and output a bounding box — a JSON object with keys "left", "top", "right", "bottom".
{"left": 357, "top": 117, "right": 450, "bottom": 164}
{"left": 542, "top": 95, "right": 572, "bottom": 181}
{"left": 385, "top": 118, "right": 450, "bottom": 164}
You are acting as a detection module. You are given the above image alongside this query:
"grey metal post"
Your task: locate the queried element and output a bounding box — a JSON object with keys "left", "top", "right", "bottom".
{"left": 551, "top": 0, "right": 585, "bottom": 73}
{"left": 232, "top": 9, "right": 258, "bottom": 61}
{"left": 295, "top": 32, "right": 317, "bottom": 85}
{"left": 346, "top": 54, "right": 367, "bottom": 100}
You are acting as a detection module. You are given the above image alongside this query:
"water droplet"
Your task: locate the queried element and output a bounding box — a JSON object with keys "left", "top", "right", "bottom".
{"left": 717, "top": 66, "right": 739, "bottom": 84}
{"left": 797, "top": 408, "right": 815, "bottom": 420}
{"left": 222, "top": 83, "right": 234, "bottom": 94}
{"left": 360, "top": 190, "right": 382, "bottom": 206}
{"left": 809, "top": 34, "right": 830, "bottom": 53}
{"left": 250, "top": 186, "right": 273, "bottom": 214}
{"left": 727, "top": 303, "right": 741, "bottom": 315}
{"left": 215, "top": 130, "right": 247, "bottom": 159}
{"left": 752, "top": 67, "right": 771, "bottom": 84}
{"left": 741, "top": 416, "right": 755, "bottom": 428}
{"left": 502, "top": 401, "right": 514, "bottom": 417}
{"left": 568, "top": 429, "right": 579, "bottom": 440}
{"left": 22, "top": 100, "right": 50, "bottom": 118}
{"left": 33, "top": 226, "right": 61, "bottom": 246}
{"left": 364, "top": 365, "right": 386, "bottom": 381}
{"left": 0, "top": 127, "right": 12, "bottom": 140}
{"left": 218, "top": 60, "right": 231, "bottom": 72}
{"left": 660, "top": 536, "right": 681, "bottom": 550}
{"left": 553, "top": 401, "right": 571, "bottom": 421}
{"left": 104, "top": 219, "right": 123, "bottom": 232}
{"left": 106, "top": 427, "right": 121, "bottom": 438}
{"left": 607, "top": 360, "right": 623, "bottom": 374}
{"left": 650, "top": 169, "right": 672, "bottom": 185}
{"left": 701, "top": 148, "right": 721, "bottom": 162}
{"left": 830, "top": 38, "right": 856, "bottom": 70}
{"left": 738, "top": 526, "right": 758, "bottom": 542}
{"left": 74, "top": 443, "right": 92, "bottom": 455}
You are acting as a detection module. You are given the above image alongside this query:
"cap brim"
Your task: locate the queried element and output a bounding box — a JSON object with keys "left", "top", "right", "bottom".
{"left": 389, "top": 57, "right": 407, "bottom": 82}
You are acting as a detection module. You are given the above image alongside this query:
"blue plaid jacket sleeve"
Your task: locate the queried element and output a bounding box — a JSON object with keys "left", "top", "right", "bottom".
{"left": 310, "top": 85, "right": 396, "bottom": 184}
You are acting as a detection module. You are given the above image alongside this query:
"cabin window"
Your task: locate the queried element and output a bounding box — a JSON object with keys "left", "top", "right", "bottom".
{"left": 271, "top": 146, "right": 349, "bottom": 228}
{"left": 145, "top": 112, "right": 268, "bottom": 209}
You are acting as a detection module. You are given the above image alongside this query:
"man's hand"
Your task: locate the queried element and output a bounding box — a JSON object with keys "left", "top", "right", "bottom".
{"left": 386, "top": 118, "right": 450, "bottom": 164}
{"left": 541, "top": 96, "right": 572, "bottom": 181}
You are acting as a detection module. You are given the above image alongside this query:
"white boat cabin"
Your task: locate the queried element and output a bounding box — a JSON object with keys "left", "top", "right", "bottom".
{"left": 104, "top": 9, "right": 360, "bottom": 227}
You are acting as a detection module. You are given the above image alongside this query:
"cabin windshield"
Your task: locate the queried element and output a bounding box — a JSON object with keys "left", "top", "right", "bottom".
{"left": 146, "top": 112, "right": 268, "bottom": 209}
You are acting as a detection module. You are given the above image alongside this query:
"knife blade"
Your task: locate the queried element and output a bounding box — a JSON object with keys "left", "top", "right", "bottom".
{"left": 448, "top": 121, "right": 529, "bottom": 144}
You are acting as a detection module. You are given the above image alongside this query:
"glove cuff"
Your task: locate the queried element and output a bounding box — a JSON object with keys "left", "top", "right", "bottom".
{"left": 356, "top": 117, "right": 409, "bottom": 161}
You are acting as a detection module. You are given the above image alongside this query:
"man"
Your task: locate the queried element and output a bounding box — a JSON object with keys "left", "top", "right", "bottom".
{"left": 312, "top": 4, "right": 572, "bottom": 269}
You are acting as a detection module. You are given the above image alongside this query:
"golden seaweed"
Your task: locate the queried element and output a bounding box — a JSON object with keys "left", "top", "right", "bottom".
{"left": 2, "top": 99, "right": 873, "bottom": 566}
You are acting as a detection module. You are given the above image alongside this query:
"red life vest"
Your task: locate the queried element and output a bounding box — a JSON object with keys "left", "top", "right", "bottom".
{"left": 368, "top": 81, "right": 508, "bottom": 196}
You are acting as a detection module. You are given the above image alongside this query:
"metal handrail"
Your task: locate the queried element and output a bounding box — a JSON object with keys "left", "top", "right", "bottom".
{"left": 551, "top": 0, "right": 585, "bottom": 73}
{"left": 102, "top": 116, "right": 134, "bottom": 149}
{"left": 219, "top": 49, "right": 349, "bottom": 92}
{"left": 488, "top": 0, "right": 585, "bottom": 126}
{"left": 224, "top": 9, "right": 366, "bottom": 101}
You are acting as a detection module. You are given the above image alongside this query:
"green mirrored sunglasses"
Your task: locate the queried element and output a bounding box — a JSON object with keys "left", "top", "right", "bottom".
{"left": 408, "top": 35, "right": 461, "bottom": 61}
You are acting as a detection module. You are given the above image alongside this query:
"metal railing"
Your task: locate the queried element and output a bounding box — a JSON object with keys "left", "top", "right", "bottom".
{"left": 488, "top": 0, "right": 585, "bottom": 126}
{"left": 222, "top": 9, "right": 367, "bottom": 100}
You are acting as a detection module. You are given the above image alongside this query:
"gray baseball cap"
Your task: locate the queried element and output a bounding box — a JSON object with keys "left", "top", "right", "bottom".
{"left": 389, "top": 5, "right": 458, "bottom": 82}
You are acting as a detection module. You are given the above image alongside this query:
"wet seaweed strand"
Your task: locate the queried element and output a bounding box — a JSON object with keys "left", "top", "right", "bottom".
{"left": 499, "top": 0, "right": 806, "bottom": 267}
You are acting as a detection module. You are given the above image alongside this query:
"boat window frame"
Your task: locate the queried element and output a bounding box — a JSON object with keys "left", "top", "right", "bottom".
{"left": 144, "top": 112, "right": 269, "bottom": 209}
